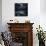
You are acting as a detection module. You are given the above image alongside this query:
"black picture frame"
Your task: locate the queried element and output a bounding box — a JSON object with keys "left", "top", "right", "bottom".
{"left": 15, "top": 3, "right": 28, "bottom": 16}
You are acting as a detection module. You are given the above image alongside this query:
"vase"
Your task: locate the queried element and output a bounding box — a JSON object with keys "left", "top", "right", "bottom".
{"left": 39, "top": 40, "right": 45, "bottom": 46}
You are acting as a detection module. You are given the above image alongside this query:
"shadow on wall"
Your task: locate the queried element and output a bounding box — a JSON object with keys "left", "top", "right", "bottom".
{"left": 40, "top": 0, "right": 46, "bottom": 13}
{"left": 0, "top": 0, "right": 2, "bottom": 32}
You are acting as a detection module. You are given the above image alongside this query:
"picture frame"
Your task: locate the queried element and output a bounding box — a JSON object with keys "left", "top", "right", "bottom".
{"left": 15, "top": 3, "right": 28, "bottom": 16}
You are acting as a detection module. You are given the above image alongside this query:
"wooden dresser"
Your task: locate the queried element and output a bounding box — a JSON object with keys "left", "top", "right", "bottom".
{"left": 7, "top": 23, "right": 34, "bottom": 46}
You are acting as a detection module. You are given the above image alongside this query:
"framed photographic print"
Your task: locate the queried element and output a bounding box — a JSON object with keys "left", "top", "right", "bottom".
{"left": 15, "top": 3, "right": 28, "bottom": 16}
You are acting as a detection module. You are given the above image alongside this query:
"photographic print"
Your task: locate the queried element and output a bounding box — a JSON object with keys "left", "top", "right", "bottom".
{"left": 15, "top": 3, "right": 28, "bottom": 16}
